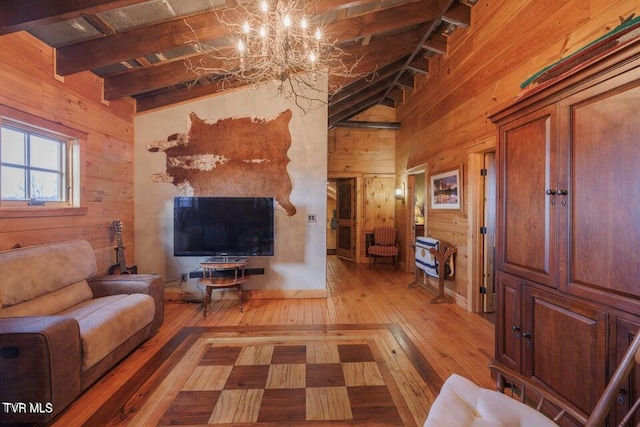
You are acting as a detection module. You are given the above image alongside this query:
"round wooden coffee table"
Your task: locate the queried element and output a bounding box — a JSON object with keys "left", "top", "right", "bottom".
{"left": 199, "top": 259, "right": 250, "bottom": 315}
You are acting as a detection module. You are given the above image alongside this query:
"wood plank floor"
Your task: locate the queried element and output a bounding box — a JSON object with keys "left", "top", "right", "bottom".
{"left": 51, "top": 256, "right": 495, "bottom": 426}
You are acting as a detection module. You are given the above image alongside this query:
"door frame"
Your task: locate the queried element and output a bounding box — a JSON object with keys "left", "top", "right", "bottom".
{"left": 328, "top": 173, "right": 362, "bottom": 262}
{"left": 404, "top": 163, "right": 428, "bottom": 273}
{"left": 468, "top": 139, "right": 496, "bottom": 313}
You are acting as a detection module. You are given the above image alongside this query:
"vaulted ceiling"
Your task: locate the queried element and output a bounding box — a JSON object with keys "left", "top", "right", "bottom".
{"left": 0, "top": 0, "right": 477, "bottom": 127}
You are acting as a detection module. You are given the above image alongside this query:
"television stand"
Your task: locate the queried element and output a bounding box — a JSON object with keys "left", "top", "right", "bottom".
{"left": 205, "top": 256, "right": 249, "bottom": 263}
{"left": 199, "top": 259, "right": 250, "bottom": 315}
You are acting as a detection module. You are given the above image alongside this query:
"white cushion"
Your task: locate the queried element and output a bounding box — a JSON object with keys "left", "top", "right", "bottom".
{"left": 423, "top": 374, "right": 559, "bottom": 427}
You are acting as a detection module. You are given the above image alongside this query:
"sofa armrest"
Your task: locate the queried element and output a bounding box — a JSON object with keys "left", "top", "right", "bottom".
{"left": 0, "top": 316, "right": 81, "bottom": 423}
{"left": 87, "top": 274, "right": 164, "bottom": 332}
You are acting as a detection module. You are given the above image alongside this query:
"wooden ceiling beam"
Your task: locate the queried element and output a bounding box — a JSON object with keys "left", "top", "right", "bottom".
{"left": 104, "top": 51, "right": 239, "bottom": 100}
{"left": 329, "top": 77, "right": 394, "bottom": 118}
{"left": 325, "top": 0, "right": 439, "bottom": 44}
{"left": 106, "top": 29, "right": 414, "bottom": 100}
{"left": 328, "top": 90, "right": 386, "bottom": 127}
{"left": 422, "top": 33, "right": 448, "bottom": 54}
{"left": 441, "top": 2, "right": 472, "bottom": 28}
{"left": 407, "top": 56, "right": 429, "bottom": 74}
{"left": 396, "top": 72, "right": 415, "bottom": 89}
{"left": 0, "top": 0, "right": 148, "bottom": 34}
{"left": 329, "top": 56, "right": 408, "bottom": 104}
{"left": 55, "top": 10, "right": 230, "bottom": 76}
{"left": 332, "top": 120, "right": 400, "bottom": 129}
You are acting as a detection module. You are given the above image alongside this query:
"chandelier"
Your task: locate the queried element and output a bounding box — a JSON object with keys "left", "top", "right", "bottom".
{"left": 185, "top": 0, "right": 360, "bottom": 112}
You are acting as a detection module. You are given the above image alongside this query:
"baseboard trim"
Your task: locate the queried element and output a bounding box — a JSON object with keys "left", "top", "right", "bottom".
{"left": 163, "top": 286, "right": 328, "bottom": 301}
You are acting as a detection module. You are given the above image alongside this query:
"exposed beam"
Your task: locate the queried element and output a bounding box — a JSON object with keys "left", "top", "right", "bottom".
{"left": 422, "top": 33, "right": 448, "bottom": 55}
{"left": 104, "top": 51, "right": 239, "bottom": 100}
{"left": 328, "top": 76, "right": 395, "bottom": 118}
{"left": 55, "top": 10, "right": 230, "bottom": 76}
{"left": 333, "top": 121, "right": 400, "bottom": 129}
{"left": 106, "top": 30, "right": 416, "bottom": 100}
{"left": 136, "top": 78, "right": 247, "bottom": 113}
{"left": 0, "top": 0, "right": 148, "bottom": 34}
{"left": 329, "top": 56, "right": 408, "bottom": 104}
{"left": 325, "top": 0, "right": 439, "bottom": 44}
{"left": 397, "top": 72, "right": 415, "bottom": 89}
{"left": 329, "top": 90, "right": 386, "bottom": 127}
{"left": 387, "top": 88, "right": 404, "bottom": 102}
{"left": 380, "top": 97, "right": 396, "bottom": 108}
{"left": 329, "top": 29, "right": 421, "bottom": 90}
{"left": 378, "top": 0, "right": 456, "bottom": 106}
{"left": 407, "top": 56, "right": 429, "bottom": 74}
{"left": 441, "top": 2, "right": 472, "bottom": 28}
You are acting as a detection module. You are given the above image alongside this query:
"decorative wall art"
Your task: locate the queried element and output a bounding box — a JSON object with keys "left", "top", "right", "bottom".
{"left": 147, "top": 110, "right": 297, "bottom": 216}
{"left": 430, "top": 167, "right": 462, "bottom": 210}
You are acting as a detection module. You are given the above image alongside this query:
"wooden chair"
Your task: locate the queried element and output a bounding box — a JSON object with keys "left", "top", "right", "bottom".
{"left": 424, "top": 331, "right": 640, "bottom": 426}
{"left": 368, "top": 226, "right": 399, "bottom": 269}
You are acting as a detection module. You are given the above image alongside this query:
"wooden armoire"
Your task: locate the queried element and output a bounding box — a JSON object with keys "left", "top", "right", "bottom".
{"left": 489, "top": 37, "right": 640, "bottom": 425}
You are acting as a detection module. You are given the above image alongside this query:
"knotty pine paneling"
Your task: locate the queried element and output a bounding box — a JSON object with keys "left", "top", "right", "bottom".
{"left": 328, "top": 105, "right": 398, "bottom": 263}
{"left": 0, "top": 32, "right": 136, "bottom": 274}
{"left": 396, "top": 0, "right": 635, "bottom": 303}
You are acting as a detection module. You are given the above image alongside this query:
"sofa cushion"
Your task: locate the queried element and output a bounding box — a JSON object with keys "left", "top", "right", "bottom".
{"left": 59, "top": 294, "right": 155, "bottom": 371}
{"left": 0, "top": 280, "right": 93, "bottom": 319}
{"left": 423, "top": 374, "right": 558, "bottom": 427}
{"left": 0, "top": 240, "right": 97, "bottom": 308}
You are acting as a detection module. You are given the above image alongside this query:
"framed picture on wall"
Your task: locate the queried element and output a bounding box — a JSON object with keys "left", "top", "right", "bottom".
{"left": 430, "top": 167, "right": 462, "bottom": 210}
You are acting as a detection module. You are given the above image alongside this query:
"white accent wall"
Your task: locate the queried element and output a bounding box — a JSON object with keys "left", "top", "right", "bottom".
{"left": 134, "top": 78, "right": 328, "bottom": 293}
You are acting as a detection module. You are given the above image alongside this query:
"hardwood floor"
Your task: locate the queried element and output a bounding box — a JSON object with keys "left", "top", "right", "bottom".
{"left": 51, "top": 256, "right": 495, "bottom": 426}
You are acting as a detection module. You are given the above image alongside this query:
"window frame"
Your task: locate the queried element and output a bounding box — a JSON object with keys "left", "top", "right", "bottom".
{"left": 0, "top": 105, "right": 87, "bottom": 218}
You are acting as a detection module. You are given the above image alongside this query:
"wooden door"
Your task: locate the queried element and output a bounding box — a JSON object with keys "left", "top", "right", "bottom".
{"left": 497, "top": 106, "right": 557, "bottom": 287}
{"left": 523, "top": 286, "right": 607, "bottom": 414}
{"left": 336, "top": 178, "right": 356, "bottom": 261}
{"left": 557, "top": 78, "right": 640, "bottom": 312}
{"left": 495, "top": 272, "right": 522, "bottom": 372}
{"left": 482, "top": 152, "right": 496, "bottom": 312}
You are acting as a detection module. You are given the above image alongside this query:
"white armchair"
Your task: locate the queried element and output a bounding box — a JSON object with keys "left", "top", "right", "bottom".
{"left": 424, "top": 331, "right": 640, "bottom": 426}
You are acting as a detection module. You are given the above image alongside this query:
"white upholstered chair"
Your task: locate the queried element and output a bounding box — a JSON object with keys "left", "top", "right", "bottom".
{"left": 424, "top": 331, "right": 640, "bottom": 426}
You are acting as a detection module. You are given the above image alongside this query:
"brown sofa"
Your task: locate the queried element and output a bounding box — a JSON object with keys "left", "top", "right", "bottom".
{"left": 0, "top": 239, "right": 164, "bottom": 423}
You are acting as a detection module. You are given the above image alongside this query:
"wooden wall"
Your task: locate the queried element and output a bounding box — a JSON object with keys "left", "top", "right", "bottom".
{"left": 395, "top": 0, "right": 639, "bottom": 306}
{"left": 0, "top": 32, "right": 136, "bottom": 275}
{"left": 328, "top": 105, "right": 397, "bottom": 262}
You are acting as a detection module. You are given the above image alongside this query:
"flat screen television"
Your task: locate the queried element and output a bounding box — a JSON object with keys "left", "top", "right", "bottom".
{"left": 174, "top": 196, "right": 275, "bottom": 257}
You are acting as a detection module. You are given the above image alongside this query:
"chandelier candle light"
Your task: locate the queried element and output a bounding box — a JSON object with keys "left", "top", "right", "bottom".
{"left": 186, "top": 0, "right": 359, "bottom": 111}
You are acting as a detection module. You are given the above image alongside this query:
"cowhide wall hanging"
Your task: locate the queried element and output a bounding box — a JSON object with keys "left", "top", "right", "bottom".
{"left": 147, "top": 109, "right": 296, "bottom": 216}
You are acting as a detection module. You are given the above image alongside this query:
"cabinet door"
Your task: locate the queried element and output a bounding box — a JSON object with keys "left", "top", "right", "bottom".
{"left": 496, "top": 273, "right": 522, "bottom": 371}
{"left": 614, "top": 317, "right": 640, "bottom": 427}
{"left": 497, "top": 105, "right": 557, "bottom": 287}
{"left": 557, "top": 77, "right": 640, "bottom": 312}
{"left": 523, "top": 286, "right": 607, "bottom": 414}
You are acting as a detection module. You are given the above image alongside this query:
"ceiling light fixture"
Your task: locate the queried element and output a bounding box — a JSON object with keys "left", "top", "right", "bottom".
{"left": 185, "top": 0, "right": 361, "bottom": 112}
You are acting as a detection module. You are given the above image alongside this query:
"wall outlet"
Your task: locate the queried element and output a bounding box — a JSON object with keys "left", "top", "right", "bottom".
{"left": 181, "top": 273, "right": 188, "bottom": 282}
{"left": 307, "top": 214, "right": 317, "bottom": 223}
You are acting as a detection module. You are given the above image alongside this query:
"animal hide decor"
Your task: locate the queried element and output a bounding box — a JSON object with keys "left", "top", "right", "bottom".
{"left": 147, "top": 109, "right": 296, "bottom": 216}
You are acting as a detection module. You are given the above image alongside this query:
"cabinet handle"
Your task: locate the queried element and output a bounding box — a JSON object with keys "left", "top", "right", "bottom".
{"left": 545, "top": 189, "right": 557, "bottom": 195}
{"left": 557, "top": 189, "right": 568, "bottom": 196}
{"left": 512, "top": 325, "right": 521, "bottom": 331}
{"left": 523, "top": 332, "right": 531, "bottom": 338}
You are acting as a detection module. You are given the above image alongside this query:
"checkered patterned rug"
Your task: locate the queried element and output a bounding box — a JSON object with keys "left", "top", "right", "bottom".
{"left": 89, "top": 325, "right": 439, "bottom": 426}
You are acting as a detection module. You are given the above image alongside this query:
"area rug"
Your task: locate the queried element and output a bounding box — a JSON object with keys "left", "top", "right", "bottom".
{"left": 88, "top": 324, "right": 441, "bottom": 426}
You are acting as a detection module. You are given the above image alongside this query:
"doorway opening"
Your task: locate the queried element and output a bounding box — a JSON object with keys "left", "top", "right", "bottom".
{"left": 469, "top": 150, "right": 496, "bottom": 317}
{"left": 327, "top": 178, "right": 357, "bottom": 261}
{"left": 405, "top": 165, "right": 428, "bottom": 273}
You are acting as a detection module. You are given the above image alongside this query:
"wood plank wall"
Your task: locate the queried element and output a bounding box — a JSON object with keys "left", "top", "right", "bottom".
{"left": 395, "top": 0, "right": 639, "bottom": 305}
{"left": 328, "top": 105, "right": 397, "bottom": 262}
{"left": 0, "top": 32, "right": 136, "bottom": 275}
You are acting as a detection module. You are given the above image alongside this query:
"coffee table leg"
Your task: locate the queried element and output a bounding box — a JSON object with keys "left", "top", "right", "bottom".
{"left": 204, "top": 286, "right": 213, "bottom": 317}
{"left": 237, "top": 284, "right": 243, "bottom": 312}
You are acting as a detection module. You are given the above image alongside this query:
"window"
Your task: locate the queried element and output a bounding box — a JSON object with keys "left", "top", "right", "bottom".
{"left": 0, "top": 106, "right": 85, "bottom": 216}
{"left": 1, "top": 123, "right": 70, "bottom": 202}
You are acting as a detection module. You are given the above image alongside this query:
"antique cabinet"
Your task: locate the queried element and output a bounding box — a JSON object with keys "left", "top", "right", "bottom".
{"left": 490, "top": 38, "right": 640, "bottom": 424}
